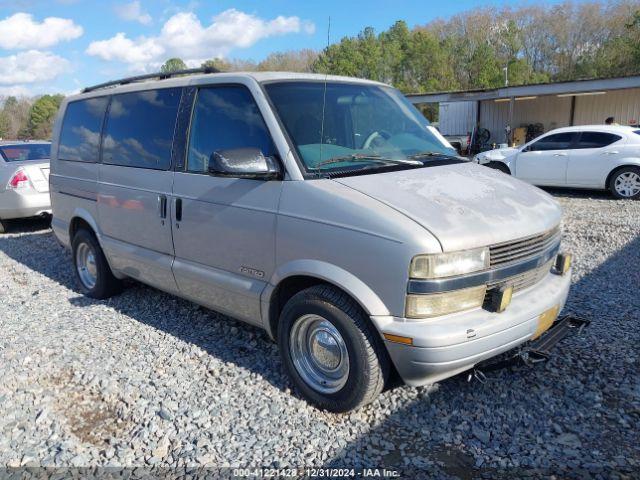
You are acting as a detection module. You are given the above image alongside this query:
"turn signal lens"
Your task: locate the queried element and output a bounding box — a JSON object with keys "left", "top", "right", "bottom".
{"left": 405, "top": 285, "right": 487, "bottom": 319}
{"left": 8, "top": 169, "right": 30, "bottom": 189}
{"left": 410, "top": 248, "right": 489, "bottom": 279}
{"left": 383, "top": 333, "right": 413, "bottom": 345}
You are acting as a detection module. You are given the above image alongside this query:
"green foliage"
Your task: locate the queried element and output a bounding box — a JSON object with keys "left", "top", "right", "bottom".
{"left": 201, "top": 58, "right": 231, "bottom": 72}
{"left": 24, "top": 94, "right": 64, "bottom": 140}
{"left": 313, "top": 1, "right": 640, "bottom": 93}
{"left": 160, "top": 58, "right": 187, "bottom": 73}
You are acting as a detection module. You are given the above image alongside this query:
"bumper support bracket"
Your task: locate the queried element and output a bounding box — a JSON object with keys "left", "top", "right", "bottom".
{"left": 467, "top": 315, "right": 590, "bottom": 380}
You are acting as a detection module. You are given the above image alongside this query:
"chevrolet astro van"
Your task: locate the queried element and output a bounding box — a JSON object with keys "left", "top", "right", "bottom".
{"left": 50, "top": 71, "right": 572, "bottom": 412}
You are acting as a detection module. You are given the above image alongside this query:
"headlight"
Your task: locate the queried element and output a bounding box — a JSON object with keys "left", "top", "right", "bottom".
{"left": 410, "top": 248, "right": 489, "bottom": 279}
{"left": 405, "top": 286, "right": 487, "bottom": 319}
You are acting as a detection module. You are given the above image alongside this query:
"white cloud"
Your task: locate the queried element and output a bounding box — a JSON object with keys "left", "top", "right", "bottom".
{"left": 0, "top": 50, "right": 68, "bottom": 85}
{"left": 0, "top": 85, "right": 31, "bottom": 96}
{"left": 115, "top": 1, "right": 152, "bottom": 25}
{"left": 86, "top": 9, "right": 315, "bottom": 69}
{"left": 0, "top": 13, "right": 83, "bottom": 50}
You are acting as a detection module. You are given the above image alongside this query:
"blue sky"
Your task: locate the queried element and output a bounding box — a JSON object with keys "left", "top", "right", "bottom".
{"left": 0, "top": 0, "right": 571, "bottom": 96}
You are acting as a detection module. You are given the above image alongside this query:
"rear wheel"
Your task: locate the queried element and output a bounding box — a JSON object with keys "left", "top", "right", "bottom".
{"left": 277, "top": 285, "right": 390, "bottom": 412}
{"left": 609, "top": 166, "right": 640, "bottom": 199}
{"left": 72, "top": 229, "right": 122, "bottom": 299}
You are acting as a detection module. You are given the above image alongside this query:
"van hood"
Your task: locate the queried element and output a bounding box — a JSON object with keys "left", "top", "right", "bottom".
{"left": 333, "top": 163, "right": 561, "bottom": 252}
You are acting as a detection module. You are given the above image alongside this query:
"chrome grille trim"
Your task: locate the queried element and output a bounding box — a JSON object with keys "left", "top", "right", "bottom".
{"left": 490, "top": 227, "right": 561, "bottom": 268}
{"left": 486, "top": 260, "right": 554, "bottom": 297}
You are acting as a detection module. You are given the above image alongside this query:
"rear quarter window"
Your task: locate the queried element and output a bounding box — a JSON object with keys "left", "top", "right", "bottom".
{"left": 102, "top": 88, "right": 181, "bottom": 170}
{"left": 58, "top": 97, "right": 109, "bottom": 162}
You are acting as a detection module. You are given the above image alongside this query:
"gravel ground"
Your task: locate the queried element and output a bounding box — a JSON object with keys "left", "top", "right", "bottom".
{"left": 0, "top": 190, "right": 639, "bottom": 479}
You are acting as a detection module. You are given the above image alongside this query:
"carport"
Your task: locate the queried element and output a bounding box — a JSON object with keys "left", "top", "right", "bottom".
{"left": 407, "top": 75, "right": 640, "bottom": 147}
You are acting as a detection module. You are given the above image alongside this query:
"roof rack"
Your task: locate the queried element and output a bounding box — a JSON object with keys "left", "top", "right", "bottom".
{"left": 82, "top": 67, "right": 220, "bottom": 93}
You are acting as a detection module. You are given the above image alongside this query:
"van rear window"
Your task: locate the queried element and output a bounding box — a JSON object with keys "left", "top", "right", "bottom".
{"left": 58, "top": 97, "right": 109, "bottom": 163}
{"left": 102, "top": 88, "right": 181, "bottom": 170}
{"left": 0, "top": 144, "right": 50, "bottom": 162}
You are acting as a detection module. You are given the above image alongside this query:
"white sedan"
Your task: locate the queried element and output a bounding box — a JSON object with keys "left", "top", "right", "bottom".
{"left": 0, "top": 141, "right": 51, "bottom": 233}
{"left": 474, "top": 125, "right": 640, "bottom": 199}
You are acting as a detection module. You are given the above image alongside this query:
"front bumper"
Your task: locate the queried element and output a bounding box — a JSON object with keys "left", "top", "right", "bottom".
{"left": 0, "top": 189, "right": 51, "bottom": 220}
{"left": 371, "top": 268, "right": 572, "bottom": 386}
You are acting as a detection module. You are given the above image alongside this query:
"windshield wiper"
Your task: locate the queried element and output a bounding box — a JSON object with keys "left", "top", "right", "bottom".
{"left": 314, "top": 154, "right": 422, "bottom": 170}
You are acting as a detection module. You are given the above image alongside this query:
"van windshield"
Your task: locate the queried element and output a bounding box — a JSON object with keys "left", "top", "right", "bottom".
{"left": 264, "top": 81, "right": 457, "bottom": 174}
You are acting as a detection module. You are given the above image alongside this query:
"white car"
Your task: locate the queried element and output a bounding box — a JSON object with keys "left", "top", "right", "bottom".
{"left": 474, "top": 125, "right": 640, "bottom": 199}
{"left": 0, "top": 141, "right": 52, "bottom": 233}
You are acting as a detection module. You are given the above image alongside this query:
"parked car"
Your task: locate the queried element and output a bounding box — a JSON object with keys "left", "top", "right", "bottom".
{"left": 50, "top": 71, "right": 572, "bottom": 412}
{"left": 474, "top": 125, "right": 640, "bottom": 199}
{"left": 0, "top": 141, "right": 52, "bottom": 233}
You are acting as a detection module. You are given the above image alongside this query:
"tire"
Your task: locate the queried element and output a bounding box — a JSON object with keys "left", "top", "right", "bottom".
{"left": 277, "top": 285, "right": 390, "bottom": 412}
{"left": 71, "top": 228, "right": 122, "bottom": 299}
{"left": 609, "top": 166, "right": 640, "bottom": 200}
{"left": 486, "top": 161, "right": 511, "bottom": 174}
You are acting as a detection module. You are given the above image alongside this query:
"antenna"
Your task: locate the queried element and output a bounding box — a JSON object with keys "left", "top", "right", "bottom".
{"left": 318, "top": 16, "right": 331, "bottom": 168}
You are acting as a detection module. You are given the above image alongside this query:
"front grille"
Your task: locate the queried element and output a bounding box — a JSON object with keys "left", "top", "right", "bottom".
{"left": 486, "top": 260, "right": 554, "bottom": 296}
{"left": 489, "top": 227, "right": 561, "bottom": 268}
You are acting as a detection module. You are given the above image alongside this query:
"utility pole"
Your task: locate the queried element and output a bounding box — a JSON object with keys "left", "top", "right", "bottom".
{"left": 503, "top": 65, "right": 509, "bottom": 87}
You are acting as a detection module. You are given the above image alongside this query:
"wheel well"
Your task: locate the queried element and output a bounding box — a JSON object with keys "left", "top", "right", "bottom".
{"left": 69, "top": 217, "right": 94, "bottom": 241}
{"left": 486, "top": 161, "right": 511, "bottom": 174}
{"left": 605, "top": 165, "right": 639, "bottom": 189}
{"left": 268, "top": 275, "right": 367, "bottom": 339}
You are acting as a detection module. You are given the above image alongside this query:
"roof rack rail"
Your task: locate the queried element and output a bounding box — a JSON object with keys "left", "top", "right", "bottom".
{"left": 82, "top": 67, "right": 220, "bottom": 93}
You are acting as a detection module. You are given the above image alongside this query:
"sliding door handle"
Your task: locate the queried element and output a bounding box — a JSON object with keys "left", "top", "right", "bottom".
{"left": 175, "top": 198, "right": 182, "bottom": 222}
{"left": 158, "top": 195, "right": 167, "bottom": 219}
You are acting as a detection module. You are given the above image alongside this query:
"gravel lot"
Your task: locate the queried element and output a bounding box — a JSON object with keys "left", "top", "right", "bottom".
{"left": 0, "top": 190, "right": 639, "bottom": 478}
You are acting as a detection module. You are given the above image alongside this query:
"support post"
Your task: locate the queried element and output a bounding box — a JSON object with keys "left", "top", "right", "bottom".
{"left": 569, "top": 95, "right": 576, "bottom": 126}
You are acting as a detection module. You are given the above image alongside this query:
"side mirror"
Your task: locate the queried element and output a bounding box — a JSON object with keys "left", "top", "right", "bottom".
{"left": 208, "top": 148, "right": 282, "bottom": 180}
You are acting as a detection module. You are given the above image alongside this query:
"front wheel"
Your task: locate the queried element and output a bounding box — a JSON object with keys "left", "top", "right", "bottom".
{"left": 71, "top": 229, "right": 122, "bottom": 299}
{"left": 609, "top": 167, "right": 640, "bottom": 199}
{"left": 277, "top": 285, "right": 390, "bottom": 412}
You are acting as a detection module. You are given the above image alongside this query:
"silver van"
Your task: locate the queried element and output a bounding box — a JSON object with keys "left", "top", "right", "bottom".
{"left": 50, "top": 71, "right": 572, "bottom": 412}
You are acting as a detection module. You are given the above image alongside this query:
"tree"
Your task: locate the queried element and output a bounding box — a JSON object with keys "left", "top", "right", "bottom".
{"left": 0, "top": 96, "right": 32, "bottom": 140}
{"left": 160, "top": 58, "right": 187, "bottom": 73}
{"left": 24, "top": 94, "right": 64, "bottom": 139}
{"left": 201, "top": 58, "right": 231, "bottom": 72}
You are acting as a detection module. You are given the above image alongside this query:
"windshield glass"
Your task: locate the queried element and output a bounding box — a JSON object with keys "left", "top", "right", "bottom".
{"left": 0, "top": 144, "right": 51, "bottom": 162}
{"left": 264, "top": 81, "right": 456, "bottom": 172}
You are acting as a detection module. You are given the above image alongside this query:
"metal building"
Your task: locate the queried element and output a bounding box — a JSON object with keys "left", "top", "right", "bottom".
{"left": 407, "top": 75, "right": 640, "bottom": 147}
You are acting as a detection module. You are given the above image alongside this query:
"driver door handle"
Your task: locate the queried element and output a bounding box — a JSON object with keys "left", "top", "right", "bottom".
{"left": 553, "top": 152, "right": 568, "bottom": 157}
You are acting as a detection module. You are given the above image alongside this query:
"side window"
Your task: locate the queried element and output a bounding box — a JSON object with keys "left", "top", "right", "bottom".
{"left": 187, "top": 86, "right": 276, "bottom": 174}
{"left": 102, "top": 88, "right": 181, "bottom": 170}
{"left": 529, "top": 132, "right": 575, "bottom": 152}
{"left": 575, "top": 131, "right": 621, "bottom": 149}
{"left": 58, "top": 97, "right": 109, "bottom": 162}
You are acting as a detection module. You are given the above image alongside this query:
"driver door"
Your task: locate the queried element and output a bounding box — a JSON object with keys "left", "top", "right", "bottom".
{"left": 515, "top": 132, "right": 577, "bottom": 186}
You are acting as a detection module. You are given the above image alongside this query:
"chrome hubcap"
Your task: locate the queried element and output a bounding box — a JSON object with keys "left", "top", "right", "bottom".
{"left": 76, "top": 242, "right": 97, "bottom": 289}
{"left": 289, "top": 314, "right": 349, "bottom": 393}
{"left": 614, "top": 172, "right": 640, "bottom": 197}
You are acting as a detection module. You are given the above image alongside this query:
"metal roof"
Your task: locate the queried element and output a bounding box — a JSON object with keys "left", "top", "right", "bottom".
{"left": 406, "top": 75, "right": 640, "bottom": 103}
